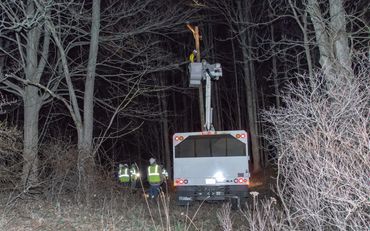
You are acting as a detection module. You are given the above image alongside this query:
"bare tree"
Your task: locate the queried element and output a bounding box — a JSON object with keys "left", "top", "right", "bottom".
{"left": 306, "top": 0, "right": 352, "bottom": 79}
{"left": 212, "top": 0, "right": 262, "bottom": 171}
{"left": 0, "top": 0, "right": 53, "bottom": 187}
{"left": 54, "top": 0, "right": 192, "bottom": 194}
{"left": 79, "top": 0, "right": 101, "bottom": 194}
{"left": 158, "top": 76, "right": 172, "bottom": 179}
{"left": 269, "top": 0, "right": 367, "bottom": 83}
{"left": 1, "top": 0, "right": 192, "bottom": 193}
{"left": 264, "top": 57, "right": 370, "bottom": 229}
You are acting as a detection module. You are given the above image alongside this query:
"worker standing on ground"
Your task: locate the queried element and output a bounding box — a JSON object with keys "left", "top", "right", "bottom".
{"left": 118, "top": 163, "right": 130, "bottom": 186}
{"left": 189, "top": 49, "right": 197, "bottom": 63}
{"left": 147, "top": 158, "right": 163, "bottom": 199}
{"left": 161, "top": 166, "right": 169, "bottom": 193}
{"left": 130, "top": 163, "right": 140, "bottom": 192}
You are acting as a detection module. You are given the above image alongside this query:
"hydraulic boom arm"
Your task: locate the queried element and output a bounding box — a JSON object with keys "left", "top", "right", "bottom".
{"left": 189, "top": 60, "right": 222, "bottom": 131}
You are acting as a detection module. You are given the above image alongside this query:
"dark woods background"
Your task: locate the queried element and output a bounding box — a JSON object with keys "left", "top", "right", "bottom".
{"left": 0, "top": 0, "right": 369, "bottom": 177}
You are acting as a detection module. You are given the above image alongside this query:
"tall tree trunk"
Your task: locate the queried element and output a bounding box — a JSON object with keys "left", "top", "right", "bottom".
{"left": 159, "top": 77, "right": 171, "bottom": 179}
{"left": 181, "top": 94, "right": 188, "bottom": 131}
{"left": 231, "top": 37, "right": 242, "bottom": 129}
{"left": 22, "top": 86, "right": 41, "bottom": 186}
{"left": 237, "top": 0, "right": 261, "bottom": 172}
{"left": 21, "top": 1, "right": 43, "bottom": 186}
{"left": 329, "top": 0, "right": 352, "bottom": 73}
{"left": 307, "top": 0, "right": 334, "bottom": 77}
{"left": 270, "top": 20, "right": 280, "bottom": 108}
{"left": 181, "top": 73, "right": 189, "bottom": 131}
{"left": 82, "top": 0, "right": 101, "bottom": 153}
{"left": 307, "top": 0, "right": 352, "bottom": 86}
{"left": 137, "top": 133, "right": 142, "bottom": 167}
{"left": 260, "top": 87, "right": 268, "bottom": 167}
{"left": 288, "top": 0, "right": 314, "bottom": 80}
{"left": 303, "top": 10, "right": 314, "bottom": 80}
{"left": 78, "top": 0, "right": 101, "bottom": 196}
{"left": 242, "top": 55, "right": 261, "bottom": 172}
{"left": 190, "top": 91, "right": 194, "bottom": 131}
{"left": 248, "top": 59, "right": 261, "bottom": 171}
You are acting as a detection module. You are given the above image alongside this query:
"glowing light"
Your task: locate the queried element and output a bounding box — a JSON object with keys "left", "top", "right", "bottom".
{"left": 175, "top": 136, "right": 184, "bottom": 141}
{"left": 175, "top": 178, "right": 188, "bottom": 185}
{"left": 234, "top": 177, "right": 249, "bottom": 185}
{"left": 213, "top": 171, "right": 225, "bottom": 182}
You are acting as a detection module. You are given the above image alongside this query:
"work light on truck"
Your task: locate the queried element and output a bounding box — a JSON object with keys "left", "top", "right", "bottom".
{"left": 214, "top": 171, "right": 226, "bottom": 182}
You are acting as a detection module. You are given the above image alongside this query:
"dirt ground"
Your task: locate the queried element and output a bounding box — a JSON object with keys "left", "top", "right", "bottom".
{"left": 0, "top": 169, "right": 276, "bottom": 231}
{"left": 248, "top": 167, "right": 276, "bottom": 196}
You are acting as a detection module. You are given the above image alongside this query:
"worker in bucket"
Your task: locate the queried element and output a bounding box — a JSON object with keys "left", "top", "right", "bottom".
{"left": 189, "top": 49, "right": 197, "bottom": 63}
{"left": 118, "top": 163, "right": 130, "bottom": 186}
{"left": 129, "top": 163, "right": 140, "bottom": 191}
{"left": 146, "top": 158, "right": 163, "bottom": 199}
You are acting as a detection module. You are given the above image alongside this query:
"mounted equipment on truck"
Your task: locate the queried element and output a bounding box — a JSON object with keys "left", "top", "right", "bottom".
{"left": 173, "top": 59, "right": 250, "bottom": 209}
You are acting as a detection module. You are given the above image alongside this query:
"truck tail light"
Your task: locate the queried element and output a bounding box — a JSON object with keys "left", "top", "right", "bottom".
{"left": 236, "top": 133, "right": 247, "bottom": 139}
{"left": 175, "top": 136, "right": 184, "bottom": 141}
{"left": 234, "top": 177, "right": 249, "bottom": 185}
{"left": 175, "top": 178, "right": 188, "bottom": 186}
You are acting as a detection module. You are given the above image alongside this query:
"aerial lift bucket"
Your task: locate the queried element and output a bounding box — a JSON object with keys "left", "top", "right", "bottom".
{"left": 188, "top": 62, "right": 203, "bottom": 87}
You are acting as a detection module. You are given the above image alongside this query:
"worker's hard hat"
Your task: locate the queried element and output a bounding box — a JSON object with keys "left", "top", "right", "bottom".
{"left": 123, "top": 164, "right": 128, "bottom": 167}
{"left": 193, "top": 49, "right": 197, "bottom": 53}
{"left": 119, "top": 163, "right": 123, "bottom": 167}
{"left": 149, "top": 158, "right": 156, "bottom": 164}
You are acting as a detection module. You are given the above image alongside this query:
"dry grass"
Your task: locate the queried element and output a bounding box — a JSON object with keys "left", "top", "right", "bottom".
{"left": 0, "top": 163, "right": 276, "bottom": 231}
{"left": 0, "top": 123, "right": 279, "bottom": 231}
{"left": 0, "top": 188, "right": 241, "bottom": 231}
{"left": 0, "top": 126, "right": 256, "bottom": 231}
{"left": 0, "top": 122, "right": 22, "bottom": 191}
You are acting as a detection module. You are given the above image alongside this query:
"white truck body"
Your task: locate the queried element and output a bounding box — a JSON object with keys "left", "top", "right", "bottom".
{"left": 173, "top": 130, "right": 250, "bottom": 207}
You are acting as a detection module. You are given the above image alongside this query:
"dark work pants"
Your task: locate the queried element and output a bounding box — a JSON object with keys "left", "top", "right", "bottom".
{"left": 148, "top": 184, "right": 160, "bottom": 199}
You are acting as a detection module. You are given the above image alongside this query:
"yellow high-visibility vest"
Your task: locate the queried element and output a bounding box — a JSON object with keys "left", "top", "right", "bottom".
{"left": 130, "top": 167, "right": 139, "bottom": 180}
{"left": 119, "top": 167, "right": 130, "bottom": 183}
{"left": 148, "top": 164, "right": 162, "bottom": 184}
{"left": 189, "top": 53, "right": 195, "bottom": 63}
